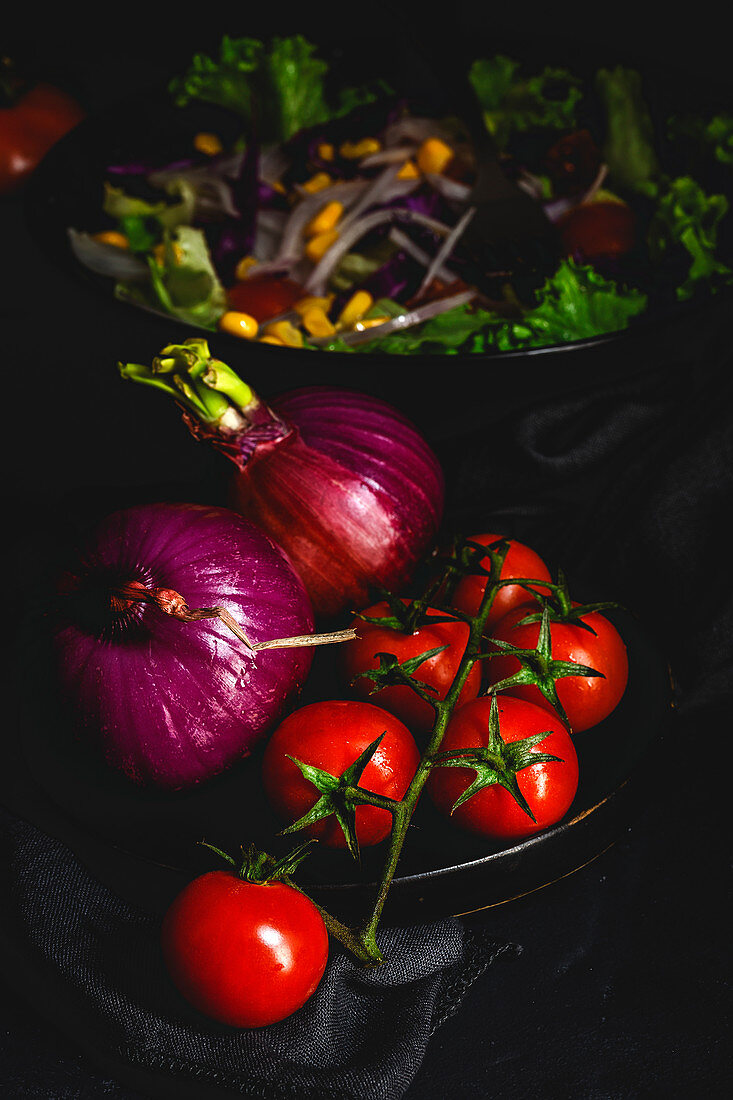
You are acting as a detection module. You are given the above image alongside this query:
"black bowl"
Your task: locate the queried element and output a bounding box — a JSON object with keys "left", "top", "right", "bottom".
{"left": 21, "top": 28, "right": 733, "bottom": 442}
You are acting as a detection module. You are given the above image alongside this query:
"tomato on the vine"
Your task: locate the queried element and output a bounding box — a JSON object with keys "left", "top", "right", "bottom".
{"left": 340, "top": 599, "right": 482, "bottom": 734}
{"left": 427, "top": 694, "right": 579, "bottom": 839}
{"left": 1, "top": 75, "right": 85, "bottom": 195}
{"left": 262, "top": 700, "right": 420, "bottom": 849}
{"left": 448, "top": 533, "right": 553, "bottom": 632}
{"left": 225, "top": 274, "right": 306, "bottom": 321}
{"left": 161, "top": 868, "right": 328, "bottom": 1028}
{"left": 486, "top": 599, "right": 628, "bottom": 732}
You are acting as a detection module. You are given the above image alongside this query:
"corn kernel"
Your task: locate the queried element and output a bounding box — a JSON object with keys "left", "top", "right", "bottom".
{"left": 262, "top": 320, "right": 304, "bottom": 348}
{"left": 259, "top": 335, "right": 286, "bottom": 346}
{"left": 152, "top": 241, "right": 184, "bottom": 265}
{"left": 339, "top": 137, "right": 382, "bottom": 160}
{"left": 305, "top": 229, "right": 339, "bottom": 263}
{"left": 304, "top": 200, "right": 344, "bottom": 239}
{"left": 416, "top": 137, "right": 454, "bottom": 175}
{"left": 301, "top": 172, "right": 333, "bottom": 194}
{"left": 93, "top": 230, "right": 129, "bottom": 249}
{"left": 234, "top": 255, "right": 259, "bottom": 280}
{"left": 194, "top": 131, "right": 223, "bottom": 156}
{"left": 218, "top": 311, "right": 259, "bottom": 340}
{"left": 293, "top": 294, "right": 334, "bottom": 316}
{"left": 337, "top": 290, "right": 374, "bottom": 329}
{"left": 301, "top": 306, "right": 337, "bottom": 338}
{"left": 317, "top": 142, "right": 335, "bottom": 161}
{"left": 397, "top": 159, "right": 420, "bottom": 180}
{"left": 354, "top": 315, "right": 391, "bottom": 331}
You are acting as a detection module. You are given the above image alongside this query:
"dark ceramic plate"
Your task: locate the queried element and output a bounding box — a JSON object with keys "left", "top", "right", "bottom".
{"left": 21, "top": 38, "right": 733, "bottom": 442}
{"left": 12, "top": 605, "right": 672, "bottom": 925}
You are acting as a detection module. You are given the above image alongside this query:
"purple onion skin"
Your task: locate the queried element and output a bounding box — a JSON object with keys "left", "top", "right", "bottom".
{"left": 229, "top": 388, "right": 445, "bottom": 619}
{"left": 53, "top": 502, "right": 314, "bottom": 790}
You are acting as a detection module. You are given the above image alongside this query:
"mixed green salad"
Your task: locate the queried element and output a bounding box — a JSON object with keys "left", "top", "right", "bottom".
{"left": 68, "top": 35, "right": 733, "bottom": 354}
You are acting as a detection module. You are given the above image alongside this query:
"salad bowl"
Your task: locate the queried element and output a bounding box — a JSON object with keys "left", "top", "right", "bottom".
{"left": 23, "top": 28, "right": 733, "bottom": 440}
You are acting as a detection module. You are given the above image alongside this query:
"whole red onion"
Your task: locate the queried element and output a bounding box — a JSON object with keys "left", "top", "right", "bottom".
{"left": 53, "top": 501, "right": 315, "bottom": 790}
{"left": 120, "top": 341, "right": 445, "bottom": 618}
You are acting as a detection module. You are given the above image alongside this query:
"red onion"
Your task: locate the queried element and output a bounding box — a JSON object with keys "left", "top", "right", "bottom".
{"left": 119, "top": 340, "right": 445, "bottom": 618}
{"left": 53, "top": 501, "right": 317, "bottom": 789}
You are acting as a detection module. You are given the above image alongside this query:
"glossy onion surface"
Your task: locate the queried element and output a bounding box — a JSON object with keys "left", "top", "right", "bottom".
{"left": 230, "top": 387, "right": 445, "bottom": 618}
{"left": 53, "top": 502, "right": 314, "bottom": 789}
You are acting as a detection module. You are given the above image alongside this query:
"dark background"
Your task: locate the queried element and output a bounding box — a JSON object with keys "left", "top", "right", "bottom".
{"left": 3, "top": 4, "right": 731, "bottom": 1097}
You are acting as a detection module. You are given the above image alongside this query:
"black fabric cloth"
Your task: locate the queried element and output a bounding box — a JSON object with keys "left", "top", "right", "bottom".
{"left": 0, "top": 808, "right": 516, "bottom": 1100}
{"left": 2, "top": 8, "right": 732, "bottom": 1099}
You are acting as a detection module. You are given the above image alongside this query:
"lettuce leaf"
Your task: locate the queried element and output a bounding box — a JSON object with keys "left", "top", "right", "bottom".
{"left": 468, "top": 55, "right": 583, "bottom": 148}
{"left": 114, "top": 225, "right": 227, "bottom": 329}
{"left": 169, "top": 34, "right": 388, "bottom": 144}
{"left": 595, "top": 67, "right": 660, "bottom": 196}
{"left": 102, "top": 180, "right": 197, "bottom": 251}
{"left": 647, "top": 176, "right": 731, "bottom": 299}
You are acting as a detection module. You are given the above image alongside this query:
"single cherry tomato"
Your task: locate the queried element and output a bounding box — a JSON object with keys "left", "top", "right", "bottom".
{"left": 558, "top": 200, "right": 636, "bottom": 262}
{"left": 427, "top": 695, "right": 579, "bottom": 839}
{"left": 1, "top": 79, "right": 85, "bottom": 195}
{"left": 449, "top": 534, "right": 553, "bottom": 632}
{"left": 161, "top": 870, "right": 328, "bottom": 1028}
{"left": 340, "top": 599, "right": 482, "bottom": 735}
{"left": 486, "top": 601, "right": 628, "bottom": 732}
{"left": 262, "top": 700, "right": 420, "bottom": 848}
{"left": 226, "top": 275, "right": 305, "bottom": 321}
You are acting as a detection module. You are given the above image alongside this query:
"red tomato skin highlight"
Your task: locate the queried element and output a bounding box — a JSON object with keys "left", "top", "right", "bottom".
{"left": 340, "top": 600, "right": 482, "bottom": 734}
{"left": 449, "top": 534, "right": 553, "bottom": 631}
{"left": 487, "top": 603, "right": 629, "bottom": 732}
{"left": 161, "top": 871, "right": 328, "bottom": 1028}
{"left": 225, "top": 275, "right": 305, "bottom": 321}
{"left": 428, "top": 695, "right": 579, "bottom": 839}
{"left": 262, "top": 700, "right": 420, "bottom": 847}
{"left": 0, "top": 83, "right": 85, "bottom": 194}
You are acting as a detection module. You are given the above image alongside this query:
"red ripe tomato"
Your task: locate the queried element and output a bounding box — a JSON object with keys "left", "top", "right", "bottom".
{"left": 226, "top": 275, "right": 305, "bottom": 321}
{"left": 449, "top": 534, "right": 553, "bottom": 632}
{"left": 558, "top": 200, "right": 636, "bottom": 262}
{"left": 340, "top": 599, "right": 482, "bottom": 734}
{"left": 1, "top": 81, "right": 85, "bottom": 195}
{"left": 427, "top": 695, "right": 579, "bottom": 839}
{"left": 161, "top": 870, "right": 328, "bottom": 1028}
{"left": 487, "top": 602, "right": 629, "bottom": 732}
{"left": 262, "top": 700, "right": 420, "bottom": 848}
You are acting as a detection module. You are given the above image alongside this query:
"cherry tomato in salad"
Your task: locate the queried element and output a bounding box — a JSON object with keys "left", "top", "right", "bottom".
{"left": 427, "top": 695, "right": 579, "bottom": 839}
{"left": 448, "top": 534, "right": 553, "bottom": 632}
{"left": 161, "top": 870, "right": 328, "bottom": 1028}
{"left": 486, "top": 600, "right": 628, "bottom": 732}
{"left": 0, "top": 79, "right": 85, "bottom": 195}
{"left": 262, "top": 700, "right": 420, "bottom": 848}
{"left": 558, "top": 200, "right": 636, "bottom": 262}
{"left": 340, "top": 599, "right": 482, "bottom": 735}
{"left": 225, "top": 274, "right": 305, "bottom": 321}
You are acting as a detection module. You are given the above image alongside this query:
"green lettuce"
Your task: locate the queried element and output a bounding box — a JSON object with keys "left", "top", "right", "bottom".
{"left": 647, "top": 176, "right": 731, "bottom": 299}
{"left": 115, "top": 225, "right": 226, "bottom": 329}
{"left": 169, "top": 34, "right": 388, "bottom": 144}
{"left": 468, "top": 55, "right": 583, "bottom": 148}
{"left": 595, "top": 67, "right": 660, "bottom": 196}
{"left": 102, "top": 180, "right": 197, "bottom": 252}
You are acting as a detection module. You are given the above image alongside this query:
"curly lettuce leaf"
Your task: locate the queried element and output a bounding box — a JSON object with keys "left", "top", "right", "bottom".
{"left": 668, "top": 111, "right": 733, "bottom": 166}
{"left": 468, "top": 55, "right": 583, "bottom": 148}
{"left": 595, "top": 67, "right": 660, "bottom": 196}
{"left": 169, "top": 34, "right": 389, "bottom": 144}
{"left": 647, "top": 176, "right": 731, "bottom": 299}
{"left": 114, "top": 225, "right": 226, "bottom": 329}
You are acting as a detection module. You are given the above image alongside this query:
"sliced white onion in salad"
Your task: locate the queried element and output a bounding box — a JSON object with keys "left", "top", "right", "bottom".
{"left": 68, "top": 229, "right": 150, "bottom": 280}
{"left": 303, "top": 206, "right": 461, "bottom": 296}
{"left": 311, "top": 288, "right": 477, "bottom": 347}
{"left": 416, "top": 205, "right": 476, "bottom": 297}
